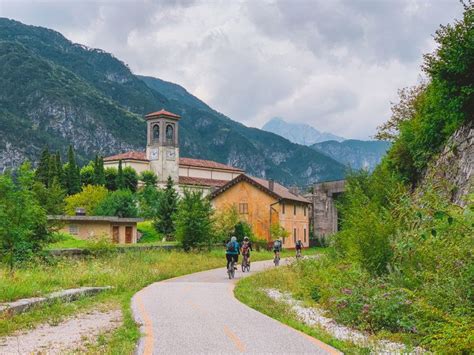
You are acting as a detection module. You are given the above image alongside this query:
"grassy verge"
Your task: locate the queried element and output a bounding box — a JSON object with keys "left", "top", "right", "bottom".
{"left": 1, "top": 247, "right": 321, "bottom": 352}
{"left": 234, "top": 255, "right": 368, "bottom": 354}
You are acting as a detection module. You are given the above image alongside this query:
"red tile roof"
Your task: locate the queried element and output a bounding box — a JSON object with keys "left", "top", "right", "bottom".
{"left": 103, "top": 152, "right": 243, "bottom": 172}
{"left": 145, "top": 109, "right": 181, "bottom": 119}
{"left": 103, "top": 151, "right": 147, "bottom": 162}
{"left": 179, "top": 176, "right": 228, "bottom": 188}
{"left": 179, "top": 157, "right": 244, "bottom": 172}
{"left": 211, "top": 174, "right": 311, "bottom": 204}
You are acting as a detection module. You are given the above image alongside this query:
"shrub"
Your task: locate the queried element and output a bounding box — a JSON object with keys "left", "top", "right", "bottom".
{"left": 65, "top": 185, "right": 109, "bottom": 216}
{"left": 94, "top": 189, "right": 138, "bottom": 218}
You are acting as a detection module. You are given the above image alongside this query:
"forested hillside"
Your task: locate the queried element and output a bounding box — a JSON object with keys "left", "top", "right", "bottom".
{"left": 0, "top": 18, "right": 346, "bottom": 186}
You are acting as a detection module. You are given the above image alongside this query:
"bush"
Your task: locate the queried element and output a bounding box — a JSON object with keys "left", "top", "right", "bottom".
{"left": 65, "top": 185, "right": 108, "bottom": 215}
{"left": 94, "top": 189, "right": 138, "bottom": 218}
{"left": 137, "top": 221, "right": 162, "bottom": 243}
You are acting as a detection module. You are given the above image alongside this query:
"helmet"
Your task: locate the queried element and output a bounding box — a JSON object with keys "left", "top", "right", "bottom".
{"left": 244, "top": 236, "right": 249, "bottom": 241}
{"left": 231, "top": 236, "right": 237, "bottom": 242}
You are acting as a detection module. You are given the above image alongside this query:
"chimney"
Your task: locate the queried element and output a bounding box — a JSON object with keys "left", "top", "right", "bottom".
{"left": 269, "top": 179, "right": 274, "bottom": 191}
{"left": 75, "top": 208, "right": 86, "bottom": 216}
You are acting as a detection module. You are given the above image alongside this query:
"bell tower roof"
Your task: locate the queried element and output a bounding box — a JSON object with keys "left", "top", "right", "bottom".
{"left": 145, "top": 109, "right": 181, "bottom": 120}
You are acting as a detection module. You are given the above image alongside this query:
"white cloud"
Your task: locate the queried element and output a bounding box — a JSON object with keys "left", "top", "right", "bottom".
{"left": 0, "top": 0, "right": 463, "bottom": 139}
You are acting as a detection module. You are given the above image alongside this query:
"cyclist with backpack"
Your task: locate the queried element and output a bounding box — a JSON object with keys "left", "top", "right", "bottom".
{"left": 226, "top": 236, "right": 240, "bottom": 271}
{"left": 241, "top": 236, "right": 252, "bottom": 268}
{"left": 273, "top": 238, "right": 282, "bottom": 265}
{"left": 295, "top": 239, "right": 303, "bottom": 258}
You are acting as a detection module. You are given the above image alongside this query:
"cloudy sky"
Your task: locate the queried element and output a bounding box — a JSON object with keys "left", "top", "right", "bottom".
{"left": 0, "top": 0, "right": 463, "bottom": 139}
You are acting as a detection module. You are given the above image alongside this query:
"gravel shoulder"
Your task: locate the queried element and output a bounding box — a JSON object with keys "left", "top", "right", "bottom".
{"left": 0, "top": 309, "right": 121, "bottom": 354}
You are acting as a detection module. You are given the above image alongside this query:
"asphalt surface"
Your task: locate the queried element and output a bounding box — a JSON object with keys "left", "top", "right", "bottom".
{"left": 132, "top": 257, "right": 341, "bottom": 355}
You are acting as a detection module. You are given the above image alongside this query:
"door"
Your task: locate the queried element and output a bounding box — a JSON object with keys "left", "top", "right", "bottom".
{"left": 112, "top": 226, "right": 120, "bottom": 244}
{"left": 125, "top": 226, "right": 133, "bottom": 244}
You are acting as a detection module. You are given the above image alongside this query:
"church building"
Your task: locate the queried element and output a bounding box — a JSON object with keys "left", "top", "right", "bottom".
{"left": 103, "top": 109, "right": 244, "bottom": 193}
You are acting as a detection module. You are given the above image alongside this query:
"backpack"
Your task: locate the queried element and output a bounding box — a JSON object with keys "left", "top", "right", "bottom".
{"left": 226, "top": 241, "right": 236, "bottom": 252}
{"left": 273, "top": 240, "right": 281, "bottom": 249}
{"left": 242, "top": 242, "right": 250, "bottom": 253}
{"left": 296, "top": 240, "right": 302, "bottom": 247}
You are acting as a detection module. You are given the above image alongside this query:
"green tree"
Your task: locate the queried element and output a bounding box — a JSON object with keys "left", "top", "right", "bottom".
{"left": 54, "top": 152, "right": 64, "bottom": 187}
{"left": 154, "top": 176, "right": 178, "bottom": 239}
{"left": 116, "top": 160, "right": 125, "bottom": 190}
{"left": 138, "top": 185, "right": 163, "bottom": 219}
{"left": 139, "top": 170, "right": 158, "bottom": 187}
{"left": 94, "top": 189, "right": 138, "bottom": 218}
{"left": 234, "top": 221, "right": 253, "bottom": 243}
{"left": 64, "top": 145, "right": 81, "bottom": 195}
{"left": 123, "top": 166, "right": 138, "bottom": 192}
{"left": 80, "top": 164, "right": 95, "bottom": 186}
{"left": 175, "top": 190, "right": 214, "bottom": 251}
{"left": 213, "top": 204, "right": 239, "bottom": 242}
{"left": 65, "top": 185, "right": 109, "bottom": 216}
{"left": 0, "top": 163, "right": 48, "bottom": 272}
{"left": 35, "top": 147, "right": 51, "bottom": 187}
{"left": 93, "top": 155, "right": 106, "bottom": 186}
{"left": 270, "top": 223, "right": 289, "bottom": 242}
{"left": 105, "top": 167, "right": 118, "bottom": 191}
{"left": 32, "top": 179, "right": 66, "bottom": 216}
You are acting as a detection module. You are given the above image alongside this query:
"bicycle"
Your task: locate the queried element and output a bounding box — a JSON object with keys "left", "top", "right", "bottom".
{"left": 227, "top": 260, "right": 235, "bottom": 279}
{"left": 241, "top": 254, "right": 250, "bottom": 272}
{"left": 273, "top": 252, "right": 280, "bottom": 266}
{"left": 296, "top": 249, "right": 302, "bottom": 259}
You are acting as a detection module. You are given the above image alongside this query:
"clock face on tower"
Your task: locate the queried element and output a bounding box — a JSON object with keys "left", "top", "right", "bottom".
{"left": 166, "top": 148, "right": 176, "bottom": 161}
{"left": 150, "top": 148, "right": 159, "bottom": 160}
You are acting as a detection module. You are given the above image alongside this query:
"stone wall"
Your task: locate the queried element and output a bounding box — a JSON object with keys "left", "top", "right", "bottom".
{"left": 424, "top": 120, "right": 473, "bottom": 207}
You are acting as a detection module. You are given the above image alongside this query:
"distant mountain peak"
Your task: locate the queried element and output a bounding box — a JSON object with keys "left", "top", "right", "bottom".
{"left": 262, "top": 117, "right": 345, "bottom": 145}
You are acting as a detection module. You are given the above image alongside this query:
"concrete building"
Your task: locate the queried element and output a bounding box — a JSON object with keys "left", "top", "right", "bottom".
{"left": 104, "top": 109, "right": 243, "bottom": 194}
{"left": 48, "top": 215, "right": 143, "bottom": 244}
{"left": 211, "top": 174, "right": 311, "bottom": 249}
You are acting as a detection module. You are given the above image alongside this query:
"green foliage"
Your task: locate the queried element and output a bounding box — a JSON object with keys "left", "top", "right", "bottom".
{"left": 234, "top": 221, "right": 254, "bottom": 243}
{"left": 137, "top": 221, "right": 162, "bottom": 243}
{"left": 93, "top": 155, "right": 106, "bottom": 186}
{"left": 65, "top": 185, "right": 109, "bottom": 216}
{"left": 105, "top": 167, "right": 118, "bottom": 191}
{"left": 35, "top": 147, "right": 51, "bottom": 187}
{"left": 154, "top": 177, "right": 178, "bottom": 239}
{"left": 213, "top": 204, "right": 239, "bottom": 242}
{"left": 174, "top": 190, "right": 214, "bottom": 251}
{"left": 123, "top": 166, "right": 138, "bottom": 192}
{"left": 32, "top": 179, "right": 66, "bottom": 216}
{"left": 0, "top": 163, "right": 48, "bottom": 271}
{"left": 94, "top": 189, "right": 138, "bottom": 218}
{"left": 137, "top": 185, "right": 163, "bottom": 220}
{"left": 139, "top": 170, "right": 158, "bottom": 187}
{"left": 270, "top": 223, "right": 289, "bottom": 242}
{"left": 64, "top": 145, "right": 81, "bottom": 195}
{"left": 380, "top": 4, "right": 473, "bottom": 184}
{"left": 116, "top": 160, "right": 125, "bottom": 190}
{"left": 80, "top": 164, "right": 95, "bottom": 186}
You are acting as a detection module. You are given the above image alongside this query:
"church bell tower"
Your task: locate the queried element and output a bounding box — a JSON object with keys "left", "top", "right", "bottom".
{"left": 145, "top": 109, "right": 180, "bottom": 184}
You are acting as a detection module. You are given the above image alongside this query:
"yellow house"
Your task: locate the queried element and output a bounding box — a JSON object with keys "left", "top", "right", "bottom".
{"left": 211, "top": 174, "right": 311, "bottom": 249}
{"left": 48, "top": 215, "right": 143, "bottom": 244}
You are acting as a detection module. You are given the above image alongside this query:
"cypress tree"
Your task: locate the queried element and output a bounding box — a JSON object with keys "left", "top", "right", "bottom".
{"left": 55, "top": 152, "right": 64, "bottom": 186}
{"left": 93, "top": 155, "right": 106, "bottom": 186}
{"left": 35, "top": 147, "right": 51, "bottom": 187}
{"left": 65, "top": 145, "right": 81, "bottom": 195}
{"left": 116, "top": 160, "right": 125, "bottom": 190}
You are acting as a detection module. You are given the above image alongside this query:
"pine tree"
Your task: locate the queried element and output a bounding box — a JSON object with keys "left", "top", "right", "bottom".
{"left": 35, "top": 147, "right": 51, "bottom": 187}
{"left": 54, "top": 152, "right": 64, "bottom": 187}
{"left": 65, "top": 145, "right": 81, "bottom": 195}
{"left": 154, "top": 176, "right": 178, "bottom": 240}
{"left": 93, "top": 155, "right": 106, "bottom": 186}
{"left": 116, "top": 160, "right": 125, "bottom": 190}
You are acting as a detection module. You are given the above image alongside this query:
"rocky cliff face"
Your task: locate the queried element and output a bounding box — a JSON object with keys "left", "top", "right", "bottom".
{"left": 424, "top": 120, "right": 473, "bottom": 206}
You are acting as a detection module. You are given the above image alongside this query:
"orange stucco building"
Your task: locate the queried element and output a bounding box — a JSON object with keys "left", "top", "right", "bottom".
{"left": 211, "top": 174, "right": 311, "bottom": 249}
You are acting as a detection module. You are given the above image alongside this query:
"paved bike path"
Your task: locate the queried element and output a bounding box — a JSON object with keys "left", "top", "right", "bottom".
{"left": 132, "top": 258, "right": 340, "bottom": 354}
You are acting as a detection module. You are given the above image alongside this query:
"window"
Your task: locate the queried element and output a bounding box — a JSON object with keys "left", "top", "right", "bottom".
{"left": 152, "top": 124, "right": 160, "bottom": 142}
{"left": 304, "top": 206, "right": 307, "bottom": 217}
{"left": 294, "top": 205, "right": 297, "bottom": 215}
{"left": 239, "top": 203, "right": 248, "bottom": 214}
{"left": 293, "top": 228, "right": 297, "bottom": 244}
{"left": 69, "top": 225, "right": 78, "bottom": 235}
{"left": 166, "top": 124, "right": 174, "bottom": 143}
{"left": 282, "top": 203, "right": 285, "bottom": 214}
{"left": 304, "top": 228, "right": 307, "bottom": 243}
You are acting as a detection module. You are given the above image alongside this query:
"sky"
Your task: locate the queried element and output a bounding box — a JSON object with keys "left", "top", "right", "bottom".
{"left": 0, "top": 0, "right": 463, "bottom": 139}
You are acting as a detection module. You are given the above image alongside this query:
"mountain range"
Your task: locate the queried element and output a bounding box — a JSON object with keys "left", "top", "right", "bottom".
{"left": 263, "top": 117, "right": 390, "bottom": 170}
{"left": 262, "top": 117, "right": 345, "bottom": 145}
{"left": 0, "top": 18, "right": 347, "bottom": 186}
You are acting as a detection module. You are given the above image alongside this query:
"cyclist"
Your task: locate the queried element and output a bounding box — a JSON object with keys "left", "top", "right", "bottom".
{"left": 226, "top": 236, "right": 240, "bottom": 271}
{"left": 273, "top": 238, "right": 282, "bottom": 261}
{"left": 241, "top": 236, "right": 253, "bottom": 265}
{"left": 295, "top": 239, "right": 303, "bottom": 257}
